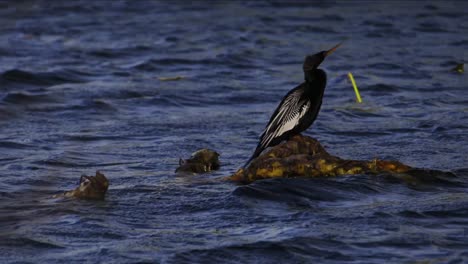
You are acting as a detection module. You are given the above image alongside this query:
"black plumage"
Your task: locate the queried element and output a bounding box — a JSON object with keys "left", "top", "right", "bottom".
{"left": 244, "top": 43, "right": 341, "bottom": 167}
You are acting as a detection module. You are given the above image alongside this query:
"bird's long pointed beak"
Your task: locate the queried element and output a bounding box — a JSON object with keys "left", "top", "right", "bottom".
{"left": 325, "top": 42, "right": 342, "bottom": 57}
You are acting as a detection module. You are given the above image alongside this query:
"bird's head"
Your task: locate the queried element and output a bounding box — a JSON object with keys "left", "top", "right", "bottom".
{"left": 303, "top": 42, "right": 342, "bottom": 71}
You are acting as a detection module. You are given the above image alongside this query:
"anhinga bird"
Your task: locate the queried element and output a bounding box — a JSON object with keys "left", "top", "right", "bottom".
{"left": 244, "top": 43, "right": 341, "bottom": 167}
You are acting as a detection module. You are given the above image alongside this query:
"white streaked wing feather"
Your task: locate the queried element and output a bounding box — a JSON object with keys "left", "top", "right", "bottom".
{"left": 261, "top": 89, "right": 302, "bottom": 135}
{"left": 260, "top": 95, "right": 310, "bottom": 148}
{"left": 275, "top": 101, "right": 310, "bottom": 137}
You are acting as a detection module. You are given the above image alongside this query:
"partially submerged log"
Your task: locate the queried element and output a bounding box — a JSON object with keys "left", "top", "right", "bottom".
{"left": 230, "top": 134, "right": 412, "bottom": 183}
{"left": 176, "top": 148, "right": 220, "bottom": 174}
{"left": 54, "top": 171, "right": 109, "bottom": 200}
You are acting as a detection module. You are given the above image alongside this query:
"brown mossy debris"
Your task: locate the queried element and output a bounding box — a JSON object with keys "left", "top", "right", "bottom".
{"left": 54, "top": 171, "right": 109, "bottom": 200}
{"left": 176, "top": 149, "right": 220, "bottom": 174}
{"left": 230, "top": 134, "right": 411, "bottom": 183}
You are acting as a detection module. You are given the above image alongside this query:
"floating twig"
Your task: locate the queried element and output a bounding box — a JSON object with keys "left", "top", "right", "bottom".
{"left": 451, "top": 63, "right": 464, "bottom": 73}
{"left": 158, "top": 76, "right": 185, "bottom": 81}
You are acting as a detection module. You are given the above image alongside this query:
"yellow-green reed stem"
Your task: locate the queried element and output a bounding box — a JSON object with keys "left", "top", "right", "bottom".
{"left": 347, "top": 72, "right": 362, "bottom": 103}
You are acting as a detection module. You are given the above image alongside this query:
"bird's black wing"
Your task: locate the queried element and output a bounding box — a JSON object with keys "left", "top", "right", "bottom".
{"left": 243, "top": 85, "right": 310, "bottom": 167}
{"left": 258, "top": 87, "right": 310, "bottom": 150}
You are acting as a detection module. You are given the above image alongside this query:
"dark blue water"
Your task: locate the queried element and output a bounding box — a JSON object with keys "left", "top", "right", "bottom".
{"left": 1, "top": 1, "right": 468, "bottom": 263}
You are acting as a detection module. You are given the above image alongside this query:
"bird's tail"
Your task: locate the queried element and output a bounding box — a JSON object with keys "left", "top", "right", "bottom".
{"left": 242, "top": 146, "right": 263, "bottom": 168}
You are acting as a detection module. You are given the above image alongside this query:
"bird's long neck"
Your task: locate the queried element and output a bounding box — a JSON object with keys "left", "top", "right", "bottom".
{"left": 303, "top": 69, "right": 327, "bottom": 100}
{"left": 304, "top": 68, "right": 325, "bottom": 83}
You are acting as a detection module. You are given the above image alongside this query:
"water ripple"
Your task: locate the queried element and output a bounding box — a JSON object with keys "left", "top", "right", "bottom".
{"left": 0, "top": 69, "right": 87, "bottom": 86}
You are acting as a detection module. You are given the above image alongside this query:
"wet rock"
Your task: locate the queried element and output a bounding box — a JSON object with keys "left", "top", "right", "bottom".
{"left": 230, "top": 134, "right": 411, "bottom": 183}
{"left": 54, "top": 171, "right": 109, "bottom": 200}
{"left": 176, "top": 149, "right": 220, "bottom": 174}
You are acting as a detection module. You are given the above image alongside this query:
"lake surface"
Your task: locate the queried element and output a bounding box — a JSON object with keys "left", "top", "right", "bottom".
{"left": 1, "top": 1, "right": 468, "bottom": 263}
